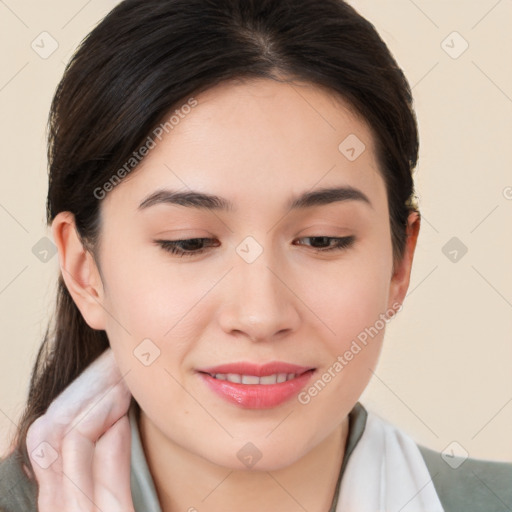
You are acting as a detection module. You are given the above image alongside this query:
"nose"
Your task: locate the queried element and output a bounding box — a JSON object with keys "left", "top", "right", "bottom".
{"left": 217, "top": 253, "right": 301, "bottom": 343}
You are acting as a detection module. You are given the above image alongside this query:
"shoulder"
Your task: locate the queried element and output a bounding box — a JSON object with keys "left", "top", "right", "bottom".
{"left": 0, "top": 450, "right": 38, "bottom": 512}
{"left": 418, "top": 443, "right": 512, "bottom": 512}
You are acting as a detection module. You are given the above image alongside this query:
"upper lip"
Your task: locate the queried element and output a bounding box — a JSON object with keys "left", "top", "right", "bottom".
{"left": 198, "top": 361, "right": 314, "bottom": 377}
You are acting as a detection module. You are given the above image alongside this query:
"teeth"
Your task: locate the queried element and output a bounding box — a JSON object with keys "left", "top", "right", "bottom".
{"left": 212, "top": 373, "right": 297, "bottom": 384}
{"left": 241, "top": 375, "right": 260, "bottom": 384}
{"left": 259, "top": 374, "right": 277, "bottom": 385}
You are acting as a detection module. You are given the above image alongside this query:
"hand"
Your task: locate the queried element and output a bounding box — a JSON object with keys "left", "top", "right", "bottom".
{"left": 25, "top": 348, "right": 135, "bottom": 511}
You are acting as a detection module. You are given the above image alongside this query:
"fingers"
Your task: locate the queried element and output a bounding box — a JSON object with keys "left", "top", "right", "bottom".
{"left": 26, "top": 348, "right": 135, "bottom": 511}
{"left": 46, "top": 348, "right": 132, "bottom": 440}
{"left": 93, "top": 415, "right": 134, "bottom": 510}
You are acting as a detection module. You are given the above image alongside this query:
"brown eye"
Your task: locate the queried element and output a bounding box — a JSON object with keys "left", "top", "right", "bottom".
{"left": 156, "top": 238, "right": 220, "bottom": 257}
{"left": 294, "top": 236, "right": 355, "bottom": 252}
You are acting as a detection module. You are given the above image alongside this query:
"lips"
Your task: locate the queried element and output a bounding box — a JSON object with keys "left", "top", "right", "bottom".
{"left": 211, "top": 372, "right": 298, "bottom": 385}
{"left": 199, "top": 361, "right": 312, "bottom": 377}
{"left": 197, "top": 362, "right": 315, "bottom": 409}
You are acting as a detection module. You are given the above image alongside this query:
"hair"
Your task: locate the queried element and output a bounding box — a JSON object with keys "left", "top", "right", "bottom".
{"left": 10, "top": 0, "right": 419, "bottom": 476}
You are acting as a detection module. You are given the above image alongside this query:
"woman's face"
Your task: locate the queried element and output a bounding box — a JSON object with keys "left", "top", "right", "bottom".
{"left": 92, "top": 78, "right": 414, "bottom": 470}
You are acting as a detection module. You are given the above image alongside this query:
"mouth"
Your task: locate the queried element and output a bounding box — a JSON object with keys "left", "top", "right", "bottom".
{"left": 196, "top": 362, "right": 316, "bottom": 409}
{"left": 205, "top": 372, "right": 303, "bottom": 385}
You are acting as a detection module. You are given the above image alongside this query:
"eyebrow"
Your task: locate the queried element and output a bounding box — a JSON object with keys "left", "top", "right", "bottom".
{"left": 137, "top": 185, "right": 372, "bottom": 212}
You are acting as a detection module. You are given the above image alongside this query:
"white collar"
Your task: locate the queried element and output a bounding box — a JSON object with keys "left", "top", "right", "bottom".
{"left": 127, "top": 402, "right": 443, "bottom": 512}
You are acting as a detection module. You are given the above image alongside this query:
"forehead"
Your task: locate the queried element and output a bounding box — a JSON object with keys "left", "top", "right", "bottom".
{"left": 102, "top": 78, "right": 386, "bottom": 216}
{"left": 179, "top": 78, "right": 374, "bottom": 155}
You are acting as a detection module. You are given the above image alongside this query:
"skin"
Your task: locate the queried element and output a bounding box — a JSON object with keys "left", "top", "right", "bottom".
{"left": 26, "top": 349, "right": 134, "bottom": 511}
{"left": 47, "top": 78, "right": 420, "bottom": 512}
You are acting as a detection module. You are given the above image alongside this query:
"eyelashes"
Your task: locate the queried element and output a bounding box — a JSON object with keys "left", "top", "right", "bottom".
{"left": 157, "top": 238, "right": 220, "bottom": 257}
{"left": 155, "top": 235, "right": 355, "bottom": 258}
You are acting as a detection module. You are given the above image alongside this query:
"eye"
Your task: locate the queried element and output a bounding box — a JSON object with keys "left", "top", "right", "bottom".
{"left": 156, "top": 238, "right": 219, "bottom": 257}
{"left": 155, "top": 235, "right": 355, "bottom": 257}
{"left": 293, "top": 236, "right": 355, "bottom": 253}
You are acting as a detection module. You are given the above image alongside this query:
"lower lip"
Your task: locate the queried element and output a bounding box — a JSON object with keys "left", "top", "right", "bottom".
{"left": 198, "top": 370, "right": 315, "bottom": 409}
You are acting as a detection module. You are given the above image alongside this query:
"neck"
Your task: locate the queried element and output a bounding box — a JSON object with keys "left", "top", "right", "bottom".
{"left": 138, "top": 412, "right": 349, "bottom": 512}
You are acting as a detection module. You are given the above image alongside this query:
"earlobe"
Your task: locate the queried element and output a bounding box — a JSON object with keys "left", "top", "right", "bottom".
{"left": 51, "top": 211, "right": 107, "bottom": 331}
{"left": 388, "top": 211, "right": 421, "bottom": 310}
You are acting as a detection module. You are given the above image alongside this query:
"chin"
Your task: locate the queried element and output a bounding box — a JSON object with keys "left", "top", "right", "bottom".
{"left": 198, "top": 435, "right": 312, "bottom": 473}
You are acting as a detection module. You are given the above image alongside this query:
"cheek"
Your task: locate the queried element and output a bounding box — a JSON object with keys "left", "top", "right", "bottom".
{"left": 299, "top": 250, "right": 392, "bottom": 348}
{"left": 305, "top": 240, "right": 393, "bottom": 411}
{"left": 103, "top": 251, "right": 219, "bottom": 341}
{"left": 101, "top": 266, "right": 209, "bottom": 423}
{"left": 295, "top": 264, "right": 391, "bottom": 427}
{"left": 296, "top": 240, "right": 393, "bottom": 411}
{"left": 100, "top": 255, "right": 222, "bottom": 396}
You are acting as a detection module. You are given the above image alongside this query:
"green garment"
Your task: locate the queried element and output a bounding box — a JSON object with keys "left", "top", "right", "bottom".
{"left": 1, "top": 402, "right": 510, "bottom": 511}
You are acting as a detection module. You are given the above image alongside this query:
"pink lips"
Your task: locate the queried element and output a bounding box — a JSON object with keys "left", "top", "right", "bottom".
{"left": 197, "top": 361, "right": 315, "bottom": 409}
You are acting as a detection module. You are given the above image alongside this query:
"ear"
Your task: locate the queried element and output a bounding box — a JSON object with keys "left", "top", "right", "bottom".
{"left": 387, "top": 211, "right": 421, "bottom": 311}
{"left": 51, "top": 211, "right": 108, "bottom": 330}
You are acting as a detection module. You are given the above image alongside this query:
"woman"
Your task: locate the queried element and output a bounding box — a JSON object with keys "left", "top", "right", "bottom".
{"left": 0, "top": 0, "right": 510, "bottom": 510}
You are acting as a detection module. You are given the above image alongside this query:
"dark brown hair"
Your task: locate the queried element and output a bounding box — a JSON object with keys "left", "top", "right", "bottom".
{"left": 11, "top": 0, "right": 419, "bottom": 476}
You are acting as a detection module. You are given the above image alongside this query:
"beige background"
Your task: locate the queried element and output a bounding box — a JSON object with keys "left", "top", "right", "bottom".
{"left": 0, "top": 0, "right": 511, "bottom": 463}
